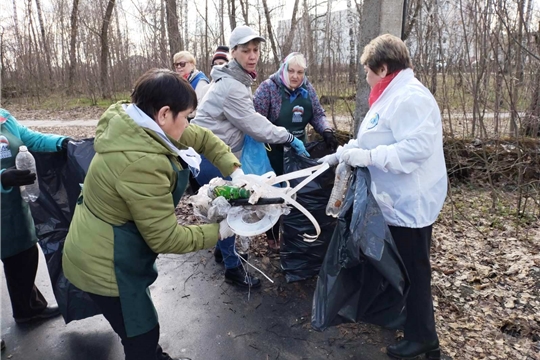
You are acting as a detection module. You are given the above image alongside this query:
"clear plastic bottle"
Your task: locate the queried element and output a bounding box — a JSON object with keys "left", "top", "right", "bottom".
{"left": 15, "top": 146, "right": 40, "bottom": 202}
{"left": 326, "top": 162, "right": 352, "bottom": 217}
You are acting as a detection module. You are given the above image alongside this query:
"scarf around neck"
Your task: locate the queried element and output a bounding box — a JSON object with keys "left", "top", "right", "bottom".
{"left": 368, "top": 70, "right": 401, "bottom": 107}
{"left": 233, "top": 59, "right": 257, "bottom": 80}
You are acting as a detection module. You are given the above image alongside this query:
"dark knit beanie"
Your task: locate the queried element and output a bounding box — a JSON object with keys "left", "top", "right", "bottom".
{"left": 212, "top": 45, "right": 230, "bottom": 66}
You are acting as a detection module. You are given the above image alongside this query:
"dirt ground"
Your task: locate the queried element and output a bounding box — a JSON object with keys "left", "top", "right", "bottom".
{"left": 7, "top": 107, "right": 540, "bottom": 360}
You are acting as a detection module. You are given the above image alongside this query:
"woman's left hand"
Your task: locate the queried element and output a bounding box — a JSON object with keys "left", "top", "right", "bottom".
{"left": 61, "top": 138, "right": 73, "bottom": 151}
{"left": 322, "top": 130, "right": 338, "bottom": 152}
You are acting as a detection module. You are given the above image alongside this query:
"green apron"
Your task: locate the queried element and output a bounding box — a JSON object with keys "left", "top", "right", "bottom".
{"left": 0, "top": 124, "right": 38, "bottom": 260}
{"left": 267, "top": 85, "right": 313, "bottom": 175}
{"left": 112, "top": 158, "right": 189, "bottom": 337}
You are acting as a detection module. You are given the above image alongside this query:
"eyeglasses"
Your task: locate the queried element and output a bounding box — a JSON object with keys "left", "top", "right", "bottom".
{"left": 173, "top": 61, "right": 188, "bottom": 68}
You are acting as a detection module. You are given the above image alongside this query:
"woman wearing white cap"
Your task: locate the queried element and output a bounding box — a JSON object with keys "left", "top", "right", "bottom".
{"left": 192, "top": 25, "right": 309, "bottom": 288}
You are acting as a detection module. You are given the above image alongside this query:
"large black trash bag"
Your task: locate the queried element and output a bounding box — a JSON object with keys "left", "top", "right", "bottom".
{"left": 311, "top": 167, "right": 410, "bottom": 331}
{"left": 280, "top": 141, "right": 337, "bottom": 283}
{"left": 30, "top": 139, "right": 102, "bottom": 323}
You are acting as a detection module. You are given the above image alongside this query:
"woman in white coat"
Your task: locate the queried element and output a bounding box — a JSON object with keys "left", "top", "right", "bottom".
{"left": 320, "top": 34, "right": 447, "bottom": 360}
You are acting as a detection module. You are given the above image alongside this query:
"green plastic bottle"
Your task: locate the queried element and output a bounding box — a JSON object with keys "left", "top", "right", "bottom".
{"left": 212, "top": 185, "right": 252, "bottom": 200}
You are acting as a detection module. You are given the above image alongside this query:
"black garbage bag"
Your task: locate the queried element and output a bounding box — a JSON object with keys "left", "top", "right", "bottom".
{"left": 280, "top": 141, "right": 337, "bottom": 283}
{"left": 311, "top": 167, "right": 409, "bottom": 331}
{"left": 30, "top": 139, "right": 101, "bottom": 323}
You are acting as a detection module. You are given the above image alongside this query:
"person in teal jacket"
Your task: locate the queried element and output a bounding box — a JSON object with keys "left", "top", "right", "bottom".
{"left": 0, "top": 108, "right": 67, "bottom": 324}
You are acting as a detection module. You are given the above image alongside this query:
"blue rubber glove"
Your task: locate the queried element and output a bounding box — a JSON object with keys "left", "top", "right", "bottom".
{"left": 290, "top": 137, "right": 310, "bottom": 157}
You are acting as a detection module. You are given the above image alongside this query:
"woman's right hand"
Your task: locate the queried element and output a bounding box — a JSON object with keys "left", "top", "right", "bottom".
{"left": 219, "top": 220, "right": 234, "bottom": 240}
{"left": 289, "top": 137, "right": 310, "bottom": 157}
{"left": 317, "top": 153, "right": 339, "bottom": 166}
{"left": 0, "top": 167, "right": 36, "bottom": 188}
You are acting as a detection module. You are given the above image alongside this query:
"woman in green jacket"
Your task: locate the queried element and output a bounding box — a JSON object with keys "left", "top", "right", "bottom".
{"left": 63, "top": 68, "right": 241, "bottom": 360}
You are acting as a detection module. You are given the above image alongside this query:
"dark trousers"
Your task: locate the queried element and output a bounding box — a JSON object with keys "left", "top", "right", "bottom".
{"left": 389, "top": 225, "right": 438, "bottom": 343}
{"left": 2, "top": 244, "right": 48, "bottom": 319}
{"left": 88, "top": 293, "right": 172, "bottom": 360}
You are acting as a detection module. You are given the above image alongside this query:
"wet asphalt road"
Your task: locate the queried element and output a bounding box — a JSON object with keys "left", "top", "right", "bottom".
{"left": 0, "top": 246, "right": 394, "bottom": 360}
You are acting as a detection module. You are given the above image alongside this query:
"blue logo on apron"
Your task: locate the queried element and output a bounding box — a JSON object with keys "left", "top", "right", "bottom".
{"left": 0, "top": 135, "right": 12, "bottom": 160}
{"left": 292, "top": 106, "right": 304, "bottom": 123}
{"left": 367, "top": 113, "right": 379, "bottom": 129}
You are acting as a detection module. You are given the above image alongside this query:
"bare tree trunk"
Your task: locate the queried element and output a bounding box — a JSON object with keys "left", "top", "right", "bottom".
{"left": 204, "top": 0, "right": 209, "bottom": 75}
{"left": 302, "top": 0, "right": 315, "bottom": 77}
{"left": 238, "top": 0, "right": 248, "bottom": 25}
{"left": 0, "top": 28, "right": 5, "bottom": 93}
{"left": 166, "top": 0, "right": 183, "bottom": 56}
{"left": 402, "top": 0, "right": 421, "bottom": 41}
{"left": 100, "top": 0, "right": 116, "bottom": 99}
{"left": 34, "top": 0, "right": 53, "bottom": 84}
{"left": 183, "top": 0, "right": 189, "bottom": 50}
{"left": 353, "top": 0, "right": 381, "bottom": 135}
{"left": 12, "top": 0, "right": 22, "bottom": 51}
{"left": 160, "top": 0, "right": 168, "bottom": 65}
{"left": 261, "top": 0, "right": 279, "bottom": 65}
{"left": 323, "top": 0, "right": 333, "bottom": 84}
{"left": 228, "top": 0, "right": 237, "bottom": 31}
{"left": 429, "top": 0, "right": 438, "bottom": 96}
{"left": 281, "top": 0, "right": 300, "bottom": 57}
{"left": 114, "top": 6, "right": 124, "bottom": 63}
{"left": 68, "top": 0, "right": 79, "bottom": 93}
{"left": 113, "top": 4, "right": 125, "bottom": 93}
{"left": 510, "top": 0, "right": 525, "bottom": 136}
{"left": 219, "top": 0, "right": 225, "bottom": 45}
{"left": 347, "top": 0, "right": 355, "bottom": 84}
{"left": 493, "top": 0, "right": 504, "bottom": 135}
{"left": 525, "top": 9, "right": 539, "bottom": 136}
{"left": 27, "top": 0, "right": 42, "bottom": 98}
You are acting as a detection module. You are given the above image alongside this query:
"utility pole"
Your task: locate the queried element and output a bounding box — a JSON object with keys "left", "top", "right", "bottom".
{"left": 353, "top": 0, "right": 405, "bottom": 135}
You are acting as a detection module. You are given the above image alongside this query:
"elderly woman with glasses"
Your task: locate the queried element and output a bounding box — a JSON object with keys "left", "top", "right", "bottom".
{"left": 173, "top": 51, "right": 211, "bottom": 114}
{"left": 253, "top": 52, "right": 337, "bottom": 250}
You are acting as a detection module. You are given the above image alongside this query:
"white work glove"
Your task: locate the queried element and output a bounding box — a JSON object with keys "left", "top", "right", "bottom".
{"left": 229, "top": 167, "right": 246, "bottom": 186}
{"left": 230, "top": 167, "right": 244, "bottom": 180}
{"left": 340, "top": 148, "right": 372, "bottom": 168}
{"left": 317, "top": 153, "right": 339, "bottom": 166}
{"left": 219, "top": 220, "right": 235, "bottom": 240}
{"left": 317, "top": 145, "right": 348, "bottom": 166}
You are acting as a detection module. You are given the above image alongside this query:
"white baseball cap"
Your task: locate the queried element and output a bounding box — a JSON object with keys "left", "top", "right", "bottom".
{"left": 229, "top": 25, "right": 266, "bottom": 49}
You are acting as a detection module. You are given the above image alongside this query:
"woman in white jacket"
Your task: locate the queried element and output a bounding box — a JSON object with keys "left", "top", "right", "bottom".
{"left": 320, "top": 34, "right": 447, "bottom": 360}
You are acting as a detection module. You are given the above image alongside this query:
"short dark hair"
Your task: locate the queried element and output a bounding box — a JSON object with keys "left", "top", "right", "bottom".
{"left": 360, "top": 34, "right": 412, "bottom": 75}
{"left": 131, "top": 68, "right": 197, "bottom": 120}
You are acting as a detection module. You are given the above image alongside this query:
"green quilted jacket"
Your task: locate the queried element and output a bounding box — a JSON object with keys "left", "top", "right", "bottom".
{"left": 63, "top": 102, "right": 239, "bottom": 296}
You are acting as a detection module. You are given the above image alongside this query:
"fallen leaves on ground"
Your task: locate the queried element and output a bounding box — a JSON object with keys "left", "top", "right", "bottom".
{"left": 432, "top": 186, "right": 539, "bottom": 359}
